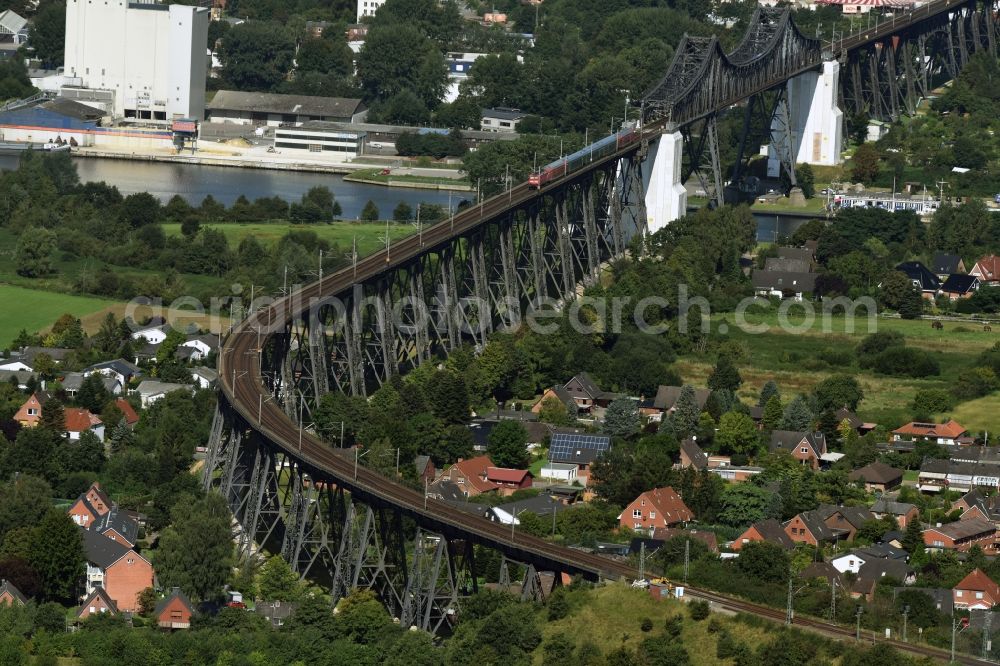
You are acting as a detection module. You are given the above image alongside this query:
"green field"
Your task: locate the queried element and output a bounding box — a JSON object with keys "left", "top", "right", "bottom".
{"left": 677, "top": 312, "right": 1000, "bottom": 433}
{"left": 0, "top": 284, "right": 116, "bottom": 345}
{"left": 160, "top": 221, "right": 417, "bottom": 257}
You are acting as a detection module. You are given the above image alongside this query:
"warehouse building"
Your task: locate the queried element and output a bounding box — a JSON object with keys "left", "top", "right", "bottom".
{"left": 63, "top": 0, "right": 209, "bottom": 121}
{"left": 273, "top": 122, "right": 366, "bottom": 158}
{"left": 206, "top": 91, "right": 368, "bottom": 127}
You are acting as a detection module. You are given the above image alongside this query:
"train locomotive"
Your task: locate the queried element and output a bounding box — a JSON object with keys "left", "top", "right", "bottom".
{"left": 528, "top": 123, "right": 640, "bottom": 188}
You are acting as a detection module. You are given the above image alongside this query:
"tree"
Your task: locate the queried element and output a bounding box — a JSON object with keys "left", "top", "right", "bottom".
{"left": 538, "top": 395, "right": 573, "bottom": 426}
{"left": 604, "top": 398, "right": 640, "bottom": 438}
{"left": 14, "top": 227, "right": 57, "bottom": 278}
{"left": 156, "top": 493, "right": 233, "bottom": 603}
{"left": 716, "top": 411, "right": 760, "bottom": 456}
{"left": 758, "top": 380, "right": 780, "bottom": 407}
{"left": 796, "top": 163, "right": 815, "bottom": 198}
{"left": 850, "top": 143, "right": 880, "bottom": 184}
{"left": 487, "top": 421, "right": 529, "bottom": 469}
{"left": 180, "top": 215, "right": 201, "bottom": 238}
{"left": 29, "top": 510, "right": 84, "bottom": 603}
{"left": 813, "top": 374, "right": 863, "bottom": 411}
{"left": 671, "top": 385, "right": 701, "bottom": 437}
{"left": 219, "top": 22, "right": 296, "bottom": 91}
{"left": 76, "top": 374, "right": 111, "bottom": 413}
{"left": 707, "top": 356, "right": 742, "bottom": 392}
{"left": 912, "top": 388, "right": 954, "bottom": 419}
{"left": 762, "top": 395, "right": 783, "bottom": 430}
{"left": 119, "top": 192, "right": 161, "bottom": 228}
{"left": 392, "top": 201, "right": 413, "bottom": 222}
{"left": 360, "top": 200, "right": 380, "bottom": 221}
{"left": 108, "top": 418, "right": 136, "bottom": 455}
{"left": 29, "top": 1, "right": 65, "bottom": 67}
{"left": 357, "top": 24, "right": 447, "bottom": 107}
{"left": 296, "top": 37, "right": 353, "bottom": 77}
{"left": 879, "top": 270, "right": 918, "bottom": 311}
{"left": 257, "top": 555, "right": 303, "bottom": 602}
{"left": 737, "top": 541, "right": 790, "bottom": 583}
{"left": 901, "top": 518, "right": 925, "bottom": 556}
{"left": 780, "top": 395, "right": 814, "bottom": 431}
{"left": 39, "top": 398, "right": 64, "bottom": 434}
{"left": 719, "top": 483, "right": 778, "bottom": 526}
{"left": 898, "top": 286, "right": 923, "bottom": 320}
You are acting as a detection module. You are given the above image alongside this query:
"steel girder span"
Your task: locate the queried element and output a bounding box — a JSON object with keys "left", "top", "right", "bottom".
{"left": 204, "top": 149, "right": 647, "bottom": 630}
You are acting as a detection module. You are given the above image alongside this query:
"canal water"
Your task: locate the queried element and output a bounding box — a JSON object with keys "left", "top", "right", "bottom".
{"left": 0, "top": 153, "right": 465, "bottom": 219}
{"left": 753, "top": 211, "right": 818, "bottom": 243}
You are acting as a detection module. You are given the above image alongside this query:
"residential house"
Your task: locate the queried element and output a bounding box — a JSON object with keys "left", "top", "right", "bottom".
{"left": 0, "top": 359, "right": 32, "bottom": 372}
{"left": 62, "top": 372, "right": 121, "bottom": 398}
{"left": 917, "top": 459, "right": 1000, "bottom": 494}
{"left": 0, "top": 580, "right": 26, "bottom": 606}
{"left": 764, "top": 256, "right": 811, "bottom": 273}
{"left": 179, "top": 334, "right": 219, "bottom": 361}
{"left": 91, "top": 507, "right": 140, "bottom": 547}
{"left": 480, "top": 107, "right": 527, "bottom": 133}
{"left": 83, "top": 359, "right": 143, "bottom": 387}
{"left": 680, "top": 439, "right": 763, "bottom": 482}
{"left": 489, "top": 493, "right": 572, "bottom": 526}
{"left": 751, "top": 270, "right": 816, "bottom": 300}
{"left": 652, "top": 386, "right": 712, "bottom": 417}
{"left": 81, "top": 528, "right": 154, "bottom": 612}
{"left": 545, "top": 430, "right": 611, "bottom": 485}
{"left": 679, "top": 438, "right": 709, "bottom": 471}
{"left": 486, "top": 467, "right": 533, "bottom": 496}
{"left": 732, "top": 518, "right": 796, "bottom": 551}
{"left": 531, "top": 384, "right": 576, "bottom": 416}
{"left": 0, "top": 369, "right": 37, "bottom": 389}
{"left": 13, "top": 392, "right": 49, "bottom": 427}
{"left": 64, "top": 408, "right": 104, "bottom": 442}
{"left": 134, "top": 380, "right": 193, "bottom": 408}
{"left": 851, "top": 559, "right": 916, "bottom": 601}
{"left": 896, "top": 261, "right": 941, "bottom": 299}
{"left": 431, "top": 456, "right": 496, "bottom": 498}
{"left": 77, "top": 587, "right": 118, "bottom": 620}
{"left": 848, "top": 462, "right": 903, "bottom": 493}
{"left": 970, "top": 254, "right": 1000, "bottom": 286}
{"left": 769, "top": 430, "right": 827, "bottom": 469}
{"left": 953, "top": 569, "right": 1000, "bottom": 610}
{"left": 778, "top": 247, "right": 815, "bottom": 263}
{"left": 156, "top": 588, "right": 195, "bottom": 629}
{"left": 799, "top": 562, "right": 847, "bottom": 588}
{"left": 561, "top": 372, "right": 620, "bottom": 414}
{"left": 931, "top": 252, "right": 966, "bottom": 280}
{"left": 68, "top": 482, "right": 113, "bottom": 527}
{"left": 115, "top": 398, "right": 140, "bottom": 427}
{"left": 923, "top": 518, "right": 997, "bottom": 552}
{"left": 190, "top": 367, "right": 218, "bottom": 390}
{"left": 952, "top": 489, "right": 1000, "bottom": 527}
{"left": 940, "top": 274, "right": 980, "bottom": 300}
{"left": 893, "top": 420, "right": 969, "bottom": 446}
{"left": 619, "top": 487, "right": 694, "bottom": 535}
{"left": 130, "top": 324, "right": 171, "bottom": 345}
{"left": 414, "top": 455, "right": 436, "bottom": 485}
{"left": 784, "top": 505, "right": 874, "bottom": 547}
{"left": 255, "top": 600, "right": 297, "bottom": 628}
{"left": 834, "top": 407, "right": 877, "bottom": 435}
{"left": 870, "top": 498, "right": 920, "bottom": 528}
{"left": 832, "top": 544, "right": 909, "bottom": 574}
{"left": 19, "top": 346, "right": 73, "bottom": 367}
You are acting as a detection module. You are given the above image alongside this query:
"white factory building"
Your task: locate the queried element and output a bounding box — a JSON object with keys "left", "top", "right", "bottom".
{"left": 63, "top": 0, "right": 209, "bottom": 121}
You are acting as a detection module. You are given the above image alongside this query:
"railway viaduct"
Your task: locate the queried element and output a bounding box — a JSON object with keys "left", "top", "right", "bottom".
{"left": 202, "top": 0, "right": 999, "bottom": 635}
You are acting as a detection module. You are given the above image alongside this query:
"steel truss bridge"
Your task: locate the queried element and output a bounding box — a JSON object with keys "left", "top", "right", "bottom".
{"left": 206, "top": 0, "right": 994, "bottom": 633}
{"left": 643, "top": 0, "right": 998, "bottom": 204}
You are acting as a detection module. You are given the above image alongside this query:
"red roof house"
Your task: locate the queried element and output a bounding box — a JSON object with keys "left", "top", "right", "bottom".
{"left": 732, "top": 518, "right": 795, "bottom": 551}
{"left": 13, "top": 393, "right": 47, "bottom": 427}
{"left": 485, "top": 467, "right": 533, "bottom": 496}
{"left": 77, "top": 587, "right": 118, "bottom": 620}
{"left": 68, "top": 482, "right": 113, "bottom": 528}
{"left": 619, "top": 487, "right": 694, "bottom": 535}
{"left": 64, "top": 408, "right": 104, "bottom": 441}
{"left": 893, "top": 420, "right": 969, "bottom": 446}
{"left": 115, "top": 398, "right": 140, "bottom": 427}
{"left": 433, "top": 456, "right": 498, "bottom": 497}
{"left": 971, "top": 255, "right": 1000, "bottom": 285}
{"left": 156, "top": 588, "right": 195, "bottom": 629}
{"left": 953, "top": 569, "right": 1000, "bottom": 610}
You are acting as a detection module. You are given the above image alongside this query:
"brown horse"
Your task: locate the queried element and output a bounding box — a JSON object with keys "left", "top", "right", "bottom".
{"left": 986, "top": 325, "right": 993, "bottom": 332}
{"left": 931, "top": 321, "right": 944, "bottom": 330}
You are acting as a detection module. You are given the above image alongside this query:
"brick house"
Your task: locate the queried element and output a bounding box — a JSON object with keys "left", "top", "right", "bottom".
{"left": 893, "top": 420, "right": 969, "bottom": 446}
{"left": 430, "top": 455, "right": 503, "bottom": 498}
{"left": 923, "top": 518, "right": 997, "bottom": 553}
{"left": 413, "top": 455, "right": 436, "bottom": 486}
{"left": 953, "top": 490, "right": 1000, "bottom": 526}
{"left": 784, "top": 505, "right": 873, "bottom": 546}
{"left": 769, "top": 431, "right": 827, "bottom": 469}
{"left": 485, "top": 467, "right": 533, "bottom": 496}
{"left": 732, "top": 518, "right": 795, "bottom": 551}
{"left": 619, "top": 487, "right": 694, "bottom": 535}
{"left": 0, "top": 580, "right": 26, "bottom": 606}
{"left": 156, "top": 588, "right": 195, "bottom": 629}
{"left": 68, "top": 482, "right": 113, "bottom": 528}
{"left": 561, "top": 372, "right": 620, "bottom": 413}
{"left": 81, "top": 529, "right": 153, "bottom": 613}
{"left": 970, "top": 254, "right": 1000, "bottom": 286}
{"left": 13, "top": 392, "right": 48, "bottom": 427}
{"left": 77, "top": 587, "right": 118, "bottom": 620}
{"left": 870, "top": 499, "right": 920, "bottom": 529}
{"left": 91, "top": 508, "right": 140, "bottom": 547}
{"left": 848, "top": 462, "right": 903, "bottom": 493}
{"left": 953, "top": 569, "right": 1000, "bottom": 610}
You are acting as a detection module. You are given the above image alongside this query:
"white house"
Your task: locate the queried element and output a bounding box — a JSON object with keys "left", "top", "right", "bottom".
{"left": 134, "top": 380, "right": 192, "bottom": 408}
{"left": 64, "top": 0, "right": 209, "bottom": 120}
{"left": 0, "top": 360, "right": 32, "bottom": 372}
{"left": 831, "top": 552, "right": 868, "bottom": 574}
{"left": 131, "top": 325, "right": 170, "bottom": 345}
{"left": 179, "top": 334, "right": 218, "bottom": 362}
{"left": 357, "top": 0, "right": 387, "bottom": 22}
{"left": 190, "top": 367, "right": 218, "bottom": 390}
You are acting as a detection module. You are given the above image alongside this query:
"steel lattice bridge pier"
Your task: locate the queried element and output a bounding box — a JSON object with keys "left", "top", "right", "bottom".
{"left": 206, "top": 0, "right": 998, "bottom": 631}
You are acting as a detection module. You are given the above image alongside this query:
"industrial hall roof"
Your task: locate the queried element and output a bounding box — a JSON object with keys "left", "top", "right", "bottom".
{"left": 207, "top": 90, "right": 366, "bottom": 118}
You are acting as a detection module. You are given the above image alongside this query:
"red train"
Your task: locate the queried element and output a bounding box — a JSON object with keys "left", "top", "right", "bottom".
{"left": 528, "top": 125, "right": 640, "bottom": 188}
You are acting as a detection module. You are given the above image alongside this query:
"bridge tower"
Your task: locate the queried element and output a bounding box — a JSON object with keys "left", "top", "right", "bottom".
{"left": 768, "top": 59, "right": 843, "bottom": 179}
{"left": 642, "top": 128, "right": 688, "bottom": 234}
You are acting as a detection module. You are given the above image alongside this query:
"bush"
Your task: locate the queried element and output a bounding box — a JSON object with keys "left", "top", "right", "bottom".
{"left": 664, "top": 614, "right": 684, "bottom": 638}
{"left": 869, "top": 346, "right": 940, "bottom": 378}
{"left": 911, "top": 388, "right": 954, "bottom": 417}
{"left": 707, "top": 617, "right": 722, "bottom": 633}
{"left": 640, "top": 617, "right": 653, "bottom": 632}
{"left": 689, "top": 600, "right": 710, "bottom": 621}
{"left": 716, "top": 631, "right": 737, "bottom": 659}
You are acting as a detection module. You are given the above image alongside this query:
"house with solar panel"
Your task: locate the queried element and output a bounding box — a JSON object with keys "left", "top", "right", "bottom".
{"left": 541, "top": 430, "right": 611, "bottom": 485}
